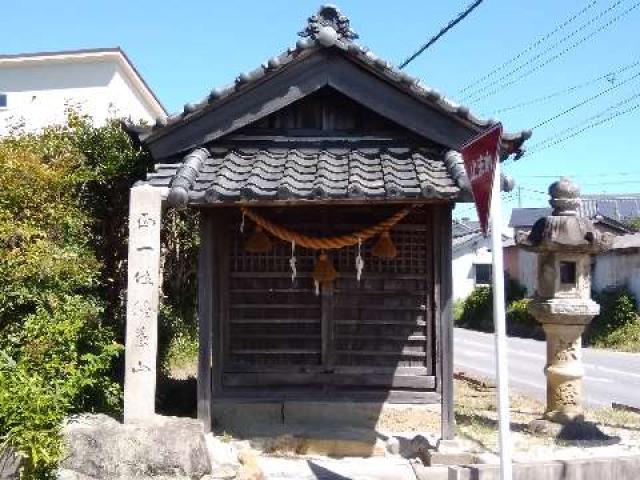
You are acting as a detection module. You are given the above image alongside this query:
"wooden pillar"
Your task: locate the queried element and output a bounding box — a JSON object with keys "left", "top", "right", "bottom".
{"left": 438, "top": 205, "right": 455, "bottom": 440}
{"left": 197, "top": 212, "right": 214, "bottom": 431}
{"left": 124, "top": 184, "right": 163, "bottom": 423}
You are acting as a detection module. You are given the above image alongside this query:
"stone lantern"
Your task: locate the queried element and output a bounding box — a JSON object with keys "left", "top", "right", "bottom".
{"left": 516, "top": 178, "right": 611, "bottom": 423}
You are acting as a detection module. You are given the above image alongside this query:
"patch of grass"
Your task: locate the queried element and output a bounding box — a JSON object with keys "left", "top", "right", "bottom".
{"left": 587, "top": 405, "right": 640, "bottom": 430}
{"left": 454, "top": 375, "right": 640, "bottom": 456}
{"left": 591, "top": 320, "right": 640, "bottom": 352}
{"left": 164, "top": 329, "right": 198, "bottom": 378}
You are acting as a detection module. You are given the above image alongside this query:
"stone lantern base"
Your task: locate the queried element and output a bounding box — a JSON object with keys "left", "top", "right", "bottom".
{"left": 528, "top": 298, "right": 600, "bottom": 424}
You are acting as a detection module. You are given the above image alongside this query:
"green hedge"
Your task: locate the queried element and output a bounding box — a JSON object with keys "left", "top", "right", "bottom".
{"left": 455, "top": 275, "right": 538, "bottom": 336}
{"left": 0, "top": 113, "right": 200, "bottom": 478}
{"left": 585, "top": 286, "right": 640, "bottom": 351}
{"left": 458, "top": 280, "right": 640, "bottom": 350}
{"left": 0, "top": 118, "right": 121, "bottom": 478}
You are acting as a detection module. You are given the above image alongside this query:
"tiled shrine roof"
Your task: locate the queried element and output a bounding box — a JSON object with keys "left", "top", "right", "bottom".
{"left": 137, "top": 5, "right": 530, "bottom": 156}
{"left": 147, "top": 144, "right": 468, "bottom": 206}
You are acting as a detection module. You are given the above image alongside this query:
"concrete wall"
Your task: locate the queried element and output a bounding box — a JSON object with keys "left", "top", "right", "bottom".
{"left": 452, "top": 237, "right": 493, "bottom": 301}
{"left": 0, "top": 54, "right": 159, "bottom": 134}
{"left": 506, "top": 246, "right": 640, "bottom": 304}
{"left": 593, "top": 250, "right": 640, "bottom": 307}
{"left": 517, "top": 248, "right": 537, "bottom": 296}
{"left": 503, "top": 246, "right": 537, "bottom": 297}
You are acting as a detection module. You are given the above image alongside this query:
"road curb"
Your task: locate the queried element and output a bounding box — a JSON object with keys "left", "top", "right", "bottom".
{"left": 443, "top": 455, "right": 640, "bottom": 480}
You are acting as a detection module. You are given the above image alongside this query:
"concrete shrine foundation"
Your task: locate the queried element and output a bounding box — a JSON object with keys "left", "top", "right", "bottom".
{"left": 212, "top": 401, "right": 441, "bottom": 436}
{"left": 210, "top": 401, "right": 441, "bottom": 458}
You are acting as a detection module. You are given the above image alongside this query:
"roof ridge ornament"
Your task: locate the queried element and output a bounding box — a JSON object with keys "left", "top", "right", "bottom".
{"left": 299, "top": 4, "right": 358, "bottom": 44}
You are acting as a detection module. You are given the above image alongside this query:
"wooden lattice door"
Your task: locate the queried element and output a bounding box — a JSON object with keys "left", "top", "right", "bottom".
{"left": 220, "top": 206, "right": 436, "bottom": 401}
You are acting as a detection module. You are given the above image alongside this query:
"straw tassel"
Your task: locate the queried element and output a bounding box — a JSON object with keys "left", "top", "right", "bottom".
{"left": 289, "top": 240, "right": 297, "bottom": 284}
{"left": 372, "top": 231, "right": 397, "bottom": 258}
{"left": 245, "top": 226, "right": 273, "bottom": 253}
{"left": 312, "top": 252, "right": 338, "bottom": 285}
{"left": 355, "top": 238, "right": 364, "bottom": 282}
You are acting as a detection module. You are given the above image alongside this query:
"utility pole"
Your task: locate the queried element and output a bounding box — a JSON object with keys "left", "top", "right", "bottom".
{"left": 518, "top": 186, "right": 522, "bottom": 208}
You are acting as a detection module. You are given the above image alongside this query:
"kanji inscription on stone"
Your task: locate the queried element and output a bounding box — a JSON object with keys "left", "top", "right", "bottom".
{"left": 134, "top": 270, "right": 154, "bottom": 285}
{"left": 135, "top": 325, "right": 150, "bottom": 347}
{"left": 124, "top": 184, "right": 162, "bottom": 422}
{"left": 137, "top": 212, "right": 157, "bottom": 229}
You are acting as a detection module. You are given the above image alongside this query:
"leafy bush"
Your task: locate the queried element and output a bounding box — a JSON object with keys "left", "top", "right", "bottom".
{"left": 456, "top": 274, "right": 532, "bottom": 333}
{"left": 586, "top": 286, "right": 640, "bottom": 351}
{"left": 457, "top": 286, "right": 494, "bottom": 332}
{"left": 506, "top": 298, "right": 542, "bottom": 339}
{"left": 0, "top": 118, "right": 122, "bottom": 478}
{"left": 158, "top": 209, "right": 200, "bottom": 374}
{"left": 453, "top": 299, "right": 464, "bottom": 323}
{"left": 0, "top": 113, "right": 200, "bottom": 477}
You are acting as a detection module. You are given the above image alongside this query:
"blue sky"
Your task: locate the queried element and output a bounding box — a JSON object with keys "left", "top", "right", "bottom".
{"left": 2, "top": 1, "right": 639, "bottom": 223}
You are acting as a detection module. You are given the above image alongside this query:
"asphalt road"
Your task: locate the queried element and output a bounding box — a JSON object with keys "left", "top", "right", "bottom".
{"left": 454, "top": 327, "right": 640, "bottom": 409}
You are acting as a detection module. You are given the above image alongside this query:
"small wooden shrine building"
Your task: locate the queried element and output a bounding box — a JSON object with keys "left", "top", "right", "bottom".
{"left": 124, "top": 5, "right": 530, "bottom": 439}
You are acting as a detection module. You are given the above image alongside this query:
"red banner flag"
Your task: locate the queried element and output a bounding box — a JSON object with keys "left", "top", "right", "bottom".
{"left": 460, "top": 123, "right": 503, "bottom": 236}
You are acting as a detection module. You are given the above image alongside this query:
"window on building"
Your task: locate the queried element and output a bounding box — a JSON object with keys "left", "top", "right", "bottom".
{"left": 560, "top": 261, "right": 577, "bottom": 285}
{"left": 475, "top": 263, "right": 492, "bottom": 285}
{"left": 0, "top": 93, "right": 7, "bottom": 108}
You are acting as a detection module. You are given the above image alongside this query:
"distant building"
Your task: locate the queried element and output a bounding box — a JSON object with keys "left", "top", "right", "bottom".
{"left": 0, "top": 47, "right": 165, "bottom": 134}
{"left": 452, "top": 219, "right": 509, "bottom": 301}
{"left": 506, "top": 196, "right": 638, "bottom": 296}
{"left": 509, "top": 194, "right": 639, "bottom": 236}
{"left": 593, "top": 233, "right": 640, "bottom": 306}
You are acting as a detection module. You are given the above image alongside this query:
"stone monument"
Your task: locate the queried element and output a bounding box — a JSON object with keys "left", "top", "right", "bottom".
{"left": 517, "top": 177, "right": 611, "bottom": 423}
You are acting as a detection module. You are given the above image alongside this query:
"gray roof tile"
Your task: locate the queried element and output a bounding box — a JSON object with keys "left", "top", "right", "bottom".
{"left": 151, "top": 145, "right": 460, "bottom": 206}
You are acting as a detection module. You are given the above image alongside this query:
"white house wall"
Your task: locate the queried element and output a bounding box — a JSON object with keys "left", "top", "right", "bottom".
{"left": 0, "top": 60, "right": 115, "bottom": 134}
{"left": 593, "top": 251, "right": 640, "bottom": 307}
{"left": 452, "top": 237, "right": 493, "bottom": 301}
{"left": 0, "top": 54, "right": 160, "bottom": 134}
{"left": 108, "top": 64, "right": 157, "bottom": 126}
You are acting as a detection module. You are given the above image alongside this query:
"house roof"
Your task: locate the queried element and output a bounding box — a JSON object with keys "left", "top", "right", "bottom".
{"left": 0, "top": 47, "right": 167, "bottom": 118}
{"left": 580, "top": 193, "right": 640, "bottom": 221}
{"left": 611, "top": 232, "right": 640, "bottom": 250}
{"left": 452, "top": 219, "right": 481, "bottom": 238}
{"left": 452, "top": 227, "right": 509, "bottom": 250}
{"left": 509, "top": 198, "right": 638, "bottom": 233}
{"left": 509, "top": 208, "right": 553, "bottom": 228}
{"left": 135, "top": 5, "right": 530, "bottom": 160}
{"left": 149, "top": 143, "right": 461, "bottom": 205}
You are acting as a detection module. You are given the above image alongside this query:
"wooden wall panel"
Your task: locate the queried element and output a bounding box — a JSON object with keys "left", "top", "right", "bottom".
{"left": 214, "top": 205, "right": 440, "bottom": 402}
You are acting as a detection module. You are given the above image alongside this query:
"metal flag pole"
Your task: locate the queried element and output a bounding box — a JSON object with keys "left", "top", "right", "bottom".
{"left": 490, "top": 158, "right": 513, "bottom": 480}
{"left": 459, "top": 122, "right": 513, "bottom": 480}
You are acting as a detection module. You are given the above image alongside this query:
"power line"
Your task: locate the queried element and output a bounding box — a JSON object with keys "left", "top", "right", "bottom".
{"left": 463, "top": 0, "right": 625, "bottom": 101}
{"left": 524, "top": 98, "right": 640, "bottom": 157}
{"left": 527, "top": 90, "right": 640, "bottom": 150}
{"left": 515, "top": 186, "right": 549, "bottom": 196}
{"left": 531, "top": 68, "right": 640, "bottom": 129}
{"left": 580, "top": 180, "right": 640, "bottom": 186}
{"left": 464, "top": 0, "right": 640, "bottom": 103}
{"left": 459, "top": 0, "right": 598, "bottom": 94}
{"left": 503, "top": 91, "right": 640, "bottom": 166}
{"left": 516, "top": 171, "right": 640, "bottom": 178}
{"left": 398, "top": 0, "right": 485, "bottom": 69}
{"left": 491, "top": 59, "right": 640, "bottom": 114}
